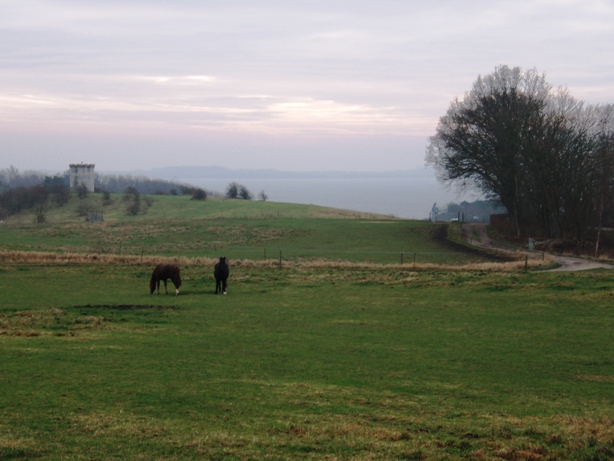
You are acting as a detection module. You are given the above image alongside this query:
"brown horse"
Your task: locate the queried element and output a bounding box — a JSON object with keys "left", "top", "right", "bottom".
{"left": 150, "top": 264, "right": 182, "bottom": 295}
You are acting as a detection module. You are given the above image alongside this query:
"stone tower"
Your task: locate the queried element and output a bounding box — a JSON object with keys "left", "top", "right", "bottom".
{"left": 69, "top": 163, "right": 95, "bottom": 192}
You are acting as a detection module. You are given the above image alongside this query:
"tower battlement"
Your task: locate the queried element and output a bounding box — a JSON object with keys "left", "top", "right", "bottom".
{"left": 69, "top": 163, "right": 95, "bottom": 192}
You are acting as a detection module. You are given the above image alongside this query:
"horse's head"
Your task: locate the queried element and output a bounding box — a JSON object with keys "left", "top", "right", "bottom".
{"left": 219, "top": 256, "right": 226, "bottom": 264}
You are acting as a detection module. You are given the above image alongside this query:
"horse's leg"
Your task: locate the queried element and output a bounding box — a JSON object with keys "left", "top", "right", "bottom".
{"left": 163, "top": 279, "right": 168, "bottom": 294}
{"left": 223, "top": 279, "right": 227, "bottom": 294}
{"left": 215, "top": 278, "right": 219, "bottom": 294}
{"left": 174, "top": 280, "right": 180, "bottom": 296}
{"left": 156, "top": 279, "right": 161, "bottom": 295}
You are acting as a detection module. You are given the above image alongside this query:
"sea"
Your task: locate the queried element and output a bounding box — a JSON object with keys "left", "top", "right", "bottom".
{"left": 175, "top": 175, "right": 472, "bottom": 220}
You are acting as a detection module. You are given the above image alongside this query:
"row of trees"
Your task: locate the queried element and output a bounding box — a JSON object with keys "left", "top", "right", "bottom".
{"left": 94, "top": 174, "right": 212, "bottom": 196}
{"left": 0, "top": 167, "right": 214, "bottom": 197}
{"left": 427, "top": 66, "right": 614, "bottom": 252}
{"left": 0, "top": 176, "right": 71, "bottom": 221}
{"left": 0, "top": 166, "right": 47, "bottom": 191}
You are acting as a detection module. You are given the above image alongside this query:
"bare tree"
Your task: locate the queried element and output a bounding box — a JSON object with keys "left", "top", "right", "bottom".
{"left": 426, "top": 65, "right": 612, "bottom": 246}
{"left": 427, "top": 66, "right": 551, "bottom": 236}
{"left": 226, "top": 182, "right": 252, "bottom": 200}
{"left": 123, "top": 186, "right": 141, "bottom": 215}
{"left": 593, "top": 105, "right": 614, "bottom": 255}
{"left": 225, "top": 182, "right": 239, "bottom": 199}
{"left": 238, "top": 185, "right": 253, "bottom": 200}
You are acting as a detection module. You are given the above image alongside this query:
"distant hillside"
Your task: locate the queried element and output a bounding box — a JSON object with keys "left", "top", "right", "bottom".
{"left": 108, "top": 166, "right": 437, "bottom": 181}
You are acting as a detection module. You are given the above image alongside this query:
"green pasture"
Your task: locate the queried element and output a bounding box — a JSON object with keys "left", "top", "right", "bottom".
{"left": 0, "top": 193, "right": 489, "bottom": 265}
{"left": 1, "top": 264, "right": 613, "bottom": 460}
{"left": 3, "top": 193, "right": 385, "bottom": 224}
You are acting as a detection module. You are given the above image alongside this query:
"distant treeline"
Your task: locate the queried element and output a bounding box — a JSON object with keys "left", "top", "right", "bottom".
{"left": 0, "top": 166, "right": 217, "bottom": 196}
{"left": 95, "top": 174, "right": 217, "bottom": 197}
{"left": 0, "top": 166, "right": 48, "bottom": 190}
{"left": 0, "top": 176, "right": 70, "bottom": 221}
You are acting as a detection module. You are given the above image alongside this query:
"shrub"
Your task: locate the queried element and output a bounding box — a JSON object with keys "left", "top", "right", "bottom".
{"left": 35, "top": 203, "right": 46, "bottom": 223}
{"left": 76, "top": 202, "right": 98, "bottom": 217}
{"left": 101, "top": 190, "right": 112, "bottom": 206}
{"left": 191, "top": 189, "right": 207, "bottom": 201}
{"left": 126, "top": 200, "right": 141, "bottom": 216}
{"left": 123, "top": 187, "right": 142, "bottom": 215}
{"left": 76, "top": 184, "right": 89, "bottom": 199}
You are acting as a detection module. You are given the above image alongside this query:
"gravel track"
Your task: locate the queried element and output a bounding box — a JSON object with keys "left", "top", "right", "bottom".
{"left": 461, "top": 223, "right": 613, "bottom": 272}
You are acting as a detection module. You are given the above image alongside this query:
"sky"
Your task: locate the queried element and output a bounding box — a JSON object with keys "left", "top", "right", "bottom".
{"left": 1, "top": 0, "right": 613, "bottom": 173}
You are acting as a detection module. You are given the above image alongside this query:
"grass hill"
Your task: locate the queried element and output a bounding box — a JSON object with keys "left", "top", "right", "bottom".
{"left": 0, "top": 192, "right": 510, "bottom": 266}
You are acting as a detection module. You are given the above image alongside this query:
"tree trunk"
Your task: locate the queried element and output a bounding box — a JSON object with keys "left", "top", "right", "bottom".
{"left": 595, "top": 196, "right": 604, "bottom": 258}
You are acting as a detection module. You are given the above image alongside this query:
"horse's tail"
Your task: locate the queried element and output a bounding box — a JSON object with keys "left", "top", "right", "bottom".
{"left": 174, "top": 267, "right": 182, "bottom": 288}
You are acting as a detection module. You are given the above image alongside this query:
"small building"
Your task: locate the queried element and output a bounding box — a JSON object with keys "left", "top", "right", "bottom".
{"left": 69, "top": 163, "right": 95, "bottom": 192}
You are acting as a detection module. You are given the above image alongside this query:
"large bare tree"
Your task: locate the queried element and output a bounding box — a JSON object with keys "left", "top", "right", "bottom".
{"left": 426, "top": 66, "right": 613, "bottom": 248}
{"left": 426, "top": 66, "right": 551, "bottom": 237}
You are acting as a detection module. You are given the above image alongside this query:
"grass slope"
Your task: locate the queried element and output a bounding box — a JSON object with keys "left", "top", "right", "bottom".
{"left": 0, "top": 193, "right": 493, "bottom": 265}
{"left": 4, "top": 193, "right": 388, "bottom": 224}
{"left": 1, "top": 265, "right": 613, "bottom": 460}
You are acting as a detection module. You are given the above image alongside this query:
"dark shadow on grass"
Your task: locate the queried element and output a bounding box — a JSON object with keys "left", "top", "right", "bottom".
{"left": 71, "top": 304, "right": 180, "bottom": 310}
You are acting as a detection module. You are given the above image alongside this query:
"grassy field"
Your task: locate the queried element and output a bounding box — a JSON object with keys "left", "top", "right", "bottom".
{"left": 0, "top": 193, "right": 505, "bottom": 265}
{"left": 1, "top": 263, "right": 613, "bottom": 460}
{"left": 2, "top": 193, "right": 612, "bottom": 460}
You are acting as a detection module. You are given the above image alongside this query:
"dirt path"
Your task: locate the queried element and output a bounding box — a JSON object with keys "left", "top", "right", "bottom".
{"left": 461, "top": 223, "right": 613, "bottom": 272}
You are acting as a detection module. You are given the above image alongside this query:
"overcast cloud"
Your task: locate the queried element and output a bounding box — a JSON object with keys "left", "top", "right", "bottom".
{"left": 1, "top": 0, "right": 613, "bottom": 172}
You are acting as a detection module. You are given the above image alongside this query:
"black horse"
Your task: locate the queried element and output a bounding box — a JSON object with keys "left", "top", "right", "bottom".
{"left": 150, "top": 264, "right": 182, "bottom": 295}
{"left": 214, "top": 257, "right": 229, "bottom": 294}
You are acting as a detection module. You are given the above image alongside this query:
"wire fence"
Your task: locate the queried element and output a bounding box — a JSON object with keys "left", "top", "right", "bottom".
{"left": 200, "top": 246, "right": 532, "bottom": 267}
